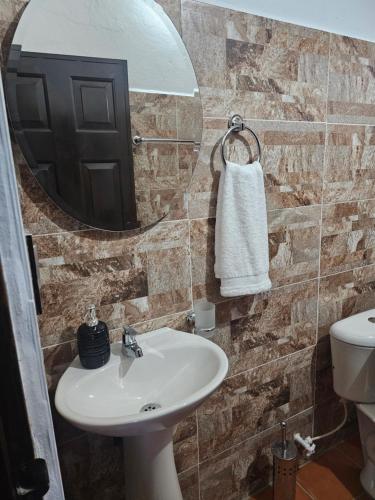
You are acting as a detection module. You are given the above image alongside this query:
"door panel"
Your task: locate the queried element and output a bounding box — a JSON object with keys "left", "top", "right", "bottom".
{"left": 15, "top": 75, "right": 50, "bottom": 129}
{"left": 6, "top": 48, "right": 139, "bottom": 231}
{"left": 81, "top": 162, "right": 124, "bottom": 228}
{"left": 73, "top": 79, "right": 116, "bottom": 130}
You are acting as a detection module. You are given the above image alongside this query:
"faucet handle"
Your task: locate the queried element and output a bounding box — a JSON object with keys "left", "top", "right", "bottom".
{"left": 123, "top": 326, "right": 138, "bottom": 344}
{"left": 122, "top": 326, "right": 143, "bottom": 358}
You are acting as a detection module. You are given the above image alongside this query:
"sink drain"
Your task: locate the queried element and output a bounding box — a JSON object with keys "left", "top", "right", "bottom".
{"left": 140, "top": 403, "right": 161, "bottom": 413}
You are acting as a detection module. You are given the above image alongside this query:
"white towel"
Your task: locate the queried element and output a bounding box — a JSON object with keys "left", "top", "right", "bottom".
{"left": 214, "top": 160, "right": 272, "bottom": 297}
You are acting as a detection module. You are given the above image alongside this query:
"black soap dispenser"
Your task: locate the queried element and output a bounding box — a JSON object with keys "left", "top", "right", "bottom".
{"left": 77, "top": 304, "right": 110, "bottom": 369}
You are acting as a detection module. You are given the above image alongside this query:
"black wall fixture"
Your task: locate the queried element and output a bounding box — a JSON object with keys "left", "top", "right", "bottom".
{"left": 25, "top": 235, "right": 42, "bottom": 315}
{"left": 6, "top": 45, "right": 139, "bottom": 231}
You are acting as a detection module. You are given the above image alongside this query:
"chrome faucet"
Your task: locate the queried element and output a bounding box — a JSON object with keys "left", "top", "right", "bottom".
{"left": 122, "top": 326, "right": 143, "bottom": 358}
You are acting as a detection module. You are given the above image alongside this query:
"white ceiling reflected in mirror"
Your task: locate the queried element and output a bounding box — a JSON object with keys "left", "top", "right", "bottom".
{"left": 13, "top": 0, "right": 199, "bottom": 96}
{"left": 6, "top": 0, "right": 202, "bottom": 231}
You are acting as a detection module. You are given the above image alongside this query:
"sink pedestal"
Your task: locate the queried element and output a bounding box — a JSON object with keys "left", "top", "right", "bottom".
{"left": 123, "top": 428, "right": 182, "bottom": 500}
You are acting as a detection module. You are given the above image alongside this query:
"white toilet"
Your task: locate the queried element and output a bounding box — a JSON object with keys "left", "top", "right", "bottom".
{"left": 330, "top": 309, "right": 375, "bottom": 498}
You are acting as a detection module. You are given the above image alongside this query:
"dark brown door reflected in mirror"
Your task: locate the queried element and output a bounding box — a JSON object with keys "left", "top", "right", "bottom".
{"left": 6, "top": 48, "right": 138, "bottom": 231}
{"left": 5, "top": 0, "right": 203, "bottom": 231}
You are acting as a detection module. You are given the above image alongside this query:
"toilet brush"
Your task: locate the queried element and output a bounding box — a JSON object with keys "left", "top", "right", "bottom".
{"left": 272, "top": 421, "right": 299, "bottom": 500}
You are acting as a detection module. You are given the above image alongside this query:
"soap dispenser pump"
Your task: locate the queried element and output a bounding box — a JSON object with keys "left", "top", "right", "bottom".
{"left": 77, "top": 304, "right": 110, "bottom": 369}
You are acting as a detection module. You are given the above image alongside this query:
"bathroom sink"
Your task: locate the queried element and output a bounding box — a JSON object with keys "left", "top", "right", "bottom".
{"left": 56, "top": 327, "right": 228, "bottom": 500}
{"left": 55, "top": 327, "right": 228, "bottom": 436}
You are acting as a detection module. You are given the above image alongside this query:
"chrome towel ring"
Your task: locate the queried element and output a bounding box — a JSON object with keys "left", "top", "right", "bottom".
{"left": 221, "top": 114, "right": 262, "bottom": 166}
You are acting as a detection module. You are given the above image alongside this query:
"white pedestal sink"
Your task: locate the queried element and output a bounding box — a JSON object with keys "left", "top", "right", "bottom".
{"left": 55, "top": 328, "right": 228, "bottom": 500}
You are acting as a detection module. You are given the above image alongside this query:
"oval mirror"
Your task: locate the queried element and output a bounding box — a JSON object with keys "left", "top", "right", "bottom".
{"left": 5, "top": 0, "right": 202, "bottom": 231}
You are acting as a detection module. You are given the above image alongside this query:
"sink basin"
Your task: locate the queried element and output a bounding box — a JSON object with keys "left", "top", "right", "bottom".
{"left": 55, "top": 328, "right": 228, "bottom": 500}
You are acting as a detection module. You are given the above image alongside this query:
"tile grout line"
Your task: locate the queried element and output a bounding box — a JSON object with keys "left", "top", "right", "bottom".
{"left": 187, "top": 217, "right": 194, "bottom": 315}
{"left": 31, "top": 197, "right": 375, "bottom": 239}
{"left": 42, "top": 310, "right": 193, "bottom": 351}
{"left": 131, "top": 309, "right": 191, "bottom": 329}
{"left": 43, "top": 320, "right": 316, "bottom": 377}
{"left": 177, "top": 463, "right": 198, "bottom": 477}
{"left": 31, "top": 218, "right": 192, "bottom": 238}
{"left": 41, "top": 256, "right": 375, "bottom": 353}
{"left": 202, "top": 115, "right": 375, "bottom": 129}
{"left": 224, "top": 343, "right": 316, "bottom": 382}
{"left": 196, "top": 408, "right": 201, "bottom": 500}
{"left": 184, "top": 133, "right": 201, "bottom": 500}
{"left": 187, "top": 195, "right": 375, "bottom": 222}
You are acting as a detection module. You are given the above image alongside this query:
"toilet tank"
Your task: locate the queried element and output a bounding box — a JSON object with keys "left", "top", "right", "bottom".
{"left": 330, "top": 310, "right": 375, "bottom": 403}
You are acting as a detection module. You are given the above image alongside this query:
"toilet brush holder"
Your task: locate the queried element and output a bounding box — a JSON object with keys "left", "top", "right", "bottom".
{"left": 272, "top": 421, "right": 299, "bottom": 500}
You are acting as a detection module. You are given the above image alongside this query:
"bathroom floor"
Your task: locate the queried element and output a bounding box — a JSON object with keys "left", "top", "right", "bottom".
{"left": 251, "top": 434, "right": 372, "bottom": 499}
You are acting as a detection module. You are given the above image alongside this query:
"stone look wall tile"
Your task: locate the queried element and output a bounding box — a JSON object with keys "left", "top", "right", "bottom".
{"left": 130, "top": 311, "right": 192, "bottom": 335}
{"left": 214, "top": 280, "right": 318, "bottom": 376}
{"left": 251, "top": 120, "right": 325, "bottom": 210}
{"left": 35, "top": 221, "right": 191, "bottom": 346}
{"left": 130, "top": 92, "right": 178, "bottom": 141}
{"left": 268, "top": 206, "right": 321, "bottom": 286}
{"left": 318, "top": 264, "right": 375, "bottom": 339}
{"left": 58, "top": 433, "right": 125, "bottom": 500}
{"left": 178, "top": 467, "right": 199, "bottom": 500}
{"left": 320, "top": 200, "right": 375, "bottom": 275}
{"left": 0, "top": 0, "right": 27, "bottom": 21}
{"left": 188, "top": 119, "right": 225, "bottom": 220}
{"left": 328, "top": 35, "right": 375, "bottom": 124}
{"left": 0, "top": 0, "right": 27, "bottom": 61}
{"left": 314, "top": 336, "right": 335, "bottom": 407}
{"left": 128, "top": 90, "right": 201, "bottom": 226}
{"left": 189, "top": 119, "right": 326, "bottom": 219}
{"left": 323, "top": 124, "right": 375, "bottom": 204}
{"left": 156, "top": 0, "right": 182, "bottom": 34}
{"left": 182, "top": 1, "right": 330, "bottom": 121}
{"left": 190, "top": 218, "right": 219, "bottom": 302}
{"left": 190, "top": 207, "right": 321, "bottom": 302}
{"left": 181, "top": 1, "right": 229, "bottom": 117}
{"left": 199, "top": 409, "right": 313, "bottom": 499}
{"left": 176, "top": 94, "right": 203, "bottom": 143}
{"left": 173, "top": 414, "right": 199, "bottom": 473}
{"left": 197, "top": 347, "right": 315, "bottom": 460}
{"left": 43, "top": 341, "right": 78, "bottom": 393}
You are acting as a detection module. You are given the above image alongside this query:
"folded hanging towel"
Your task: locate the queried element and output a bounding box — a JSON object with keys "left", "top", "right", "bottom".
{"left": 214, "top": 160, "right": 272, "bottom": 297}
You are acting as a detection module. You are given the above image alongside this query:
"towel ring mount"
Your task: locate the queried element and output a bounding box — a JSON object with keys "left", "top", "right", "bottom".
{"left": 221, "top": 114, "right": 262, "bottom": 166}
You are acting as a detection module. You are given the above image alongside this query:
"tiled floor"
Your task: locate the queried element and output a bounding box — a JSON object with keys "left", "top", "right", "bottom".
{"left": 252, "top": 434, "right": 372, "bottom": 499}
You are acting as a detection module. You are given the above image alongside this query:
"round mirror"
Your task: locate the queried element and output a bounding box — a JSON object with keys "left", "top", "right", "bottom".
{"left": 6, "top": 0, "right": 202, "bottom": 231}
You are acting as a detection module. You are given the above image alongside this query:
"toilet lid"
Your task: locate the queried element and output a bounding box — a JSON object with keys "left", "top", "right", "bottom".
{"left": 330, "top": 309, "right": 375, "bottom": 347}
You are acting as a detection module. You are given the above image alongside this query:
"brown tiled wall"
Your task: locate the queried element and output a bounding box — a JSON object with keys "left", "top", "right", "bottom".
{"left": 129, "top": 90, "right": 201, "bottom": 226}
{"left": 2, "top": 0, "right": 375, "bottom": 498}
